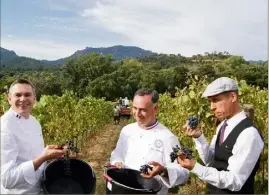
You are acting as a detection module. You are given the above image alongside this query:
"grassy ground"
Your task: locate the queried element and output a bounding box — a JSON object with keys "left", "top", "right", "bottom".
{"left": 80, "top": 119, "right": 128, "bottom": 194}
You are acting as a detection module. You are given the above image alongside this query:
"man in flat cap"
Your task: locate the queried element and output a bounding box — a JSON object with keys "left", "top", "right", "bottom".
{"left": 177, "top": 77, "right": 264, "bottom": 194}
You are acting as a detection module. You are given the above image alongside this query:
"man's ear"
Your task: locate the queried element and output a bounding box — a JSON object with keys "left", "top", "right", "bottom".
{"left": 231, "top": 92, "right": 237, "bottom": 103}
{"left": 154, "top": 104, "right": 158, "bottom": 113}
{"left": 7, "top": 93, "right": 12, "bottom": 105}
{"left": 33, "top": 96, "right": 37, "bottom": 105}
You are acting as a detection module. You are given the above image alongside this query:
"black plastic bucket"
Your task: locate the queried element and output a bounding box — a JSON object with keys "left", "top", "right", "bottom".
{"left": 104, "top": 167, "right": 162, "bottom": 194}
{"left": 42, "top": 158, "right": 96, "bottom": 194}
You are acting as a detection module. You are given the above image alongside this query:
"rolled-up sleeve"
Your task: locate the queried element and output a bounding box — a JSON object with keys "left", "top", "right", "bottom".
{"left": 1, "top": 131, "right": 37, "bottom": 189}
{"left": 159, "top": 135, "right": 189, "bottom": 188}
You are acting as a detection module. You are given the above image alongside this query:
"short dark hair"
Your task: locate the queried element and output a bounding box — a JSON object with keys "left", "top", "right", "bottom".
{"left": 134, "top": 88, "right": 159, "bottom": 104}
{"left": 9, "top": 79, "right": 36, "bottom": 94}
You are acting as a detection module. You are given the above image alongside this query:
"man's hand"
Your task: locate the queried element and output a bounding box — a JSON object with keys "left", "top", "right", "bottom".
{"left": 177, "top": 153, "right": 196, "bottom": 170}
{"left": 114, "top": 162, "right": 124, "bottom": 168}
{"left": 41, "top": 145, "right": 68, "bottom": 161}
{"left": 140, "top": 161, "right": 165, "bottom": 179}
{"left": 183, "top": 120, "right": 202, "bottom": 138}
{"left": 33, "top": 145, "right": 68, "bottom": 170}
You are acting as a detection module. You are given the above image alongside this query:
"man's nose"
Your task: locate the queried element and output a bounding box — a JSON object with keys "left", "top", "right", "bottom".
{"left": 20, "top": 95, "right": 27, "bottom": 101}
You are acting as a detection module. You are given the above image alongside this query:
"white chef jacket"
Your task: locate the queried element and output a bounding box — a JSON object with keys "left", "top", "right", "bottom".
{"left": 1, "top": 108, "right": 46, "bottom": 194}
{"left": 191, "top": 111, "right": 264, "bottom": 191}
{"left": 110, "top": 122, "right": 189, "bottom": 194}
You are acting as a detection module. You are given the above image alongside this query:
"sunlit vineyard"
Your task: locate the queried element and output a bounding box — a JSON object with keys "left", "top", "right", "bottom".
{"left": 0, "top": 76, "right": 267, "bottom": 194}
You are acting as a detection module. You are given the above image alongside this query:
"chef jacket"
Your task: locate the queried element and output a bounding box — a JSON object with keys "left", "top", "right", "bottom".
{"left": 110, "top": 122, "right": 189, "bottom": 194}
{"left": 1, "top": 108, "right": 46, "bottom": 194}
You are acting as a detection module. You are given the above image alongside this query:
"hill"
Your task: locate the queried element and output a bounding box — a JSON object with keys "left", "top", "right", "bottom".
{"left": 1, "top": 45, "right": 155, "bottom": 68}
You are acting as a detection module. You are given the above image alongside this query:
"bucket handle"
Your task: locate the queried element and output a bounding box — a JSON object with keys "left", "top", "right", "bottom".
{"left": 41, "top": 168, "right": 47, "bottom": 183}
{"left": 103, "top": 173, "right": 112, "bottom": 182}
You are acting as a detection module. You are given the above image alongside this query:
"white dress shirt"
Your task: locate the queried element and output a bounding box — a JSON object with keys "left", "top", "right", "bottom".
{"left": 1, "top": 108, "right": 46, "bottom": 194}
{"left": 110, "top": 122, "right": 189, "bottom": 194}
{"left": 191, "top": 111, "right": 264, "bottom": 191}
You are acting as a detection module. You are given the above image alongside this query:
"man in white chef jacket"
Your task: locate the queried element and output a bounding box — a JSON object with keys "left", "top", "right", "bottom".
{"left": 110, "top": 88, "right": 189, "bottom": 194}
{"left": 1, "top": 79, "right": 68, "bottom": 194}
{"left": 177, "top": 77, "right": 264, "bottom": 194}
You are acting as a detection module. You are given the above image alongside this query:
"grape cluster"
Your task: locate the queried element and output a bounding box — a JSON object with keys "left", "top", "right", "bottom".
{"left": 170, "top": 145, "right": 193, "bottom": 162}
{"left": 58, "top": 140, "right": 80, "bottom": 154}
{"left": 170, "top": 145, "right": 181, "bottom": 163}
{"left": 140, "top": 164, "right": 153, "bottom": 174}
{"left": 63, "top": 158, "right": 72, "bottom": 176}
{"left": 181, "top": 147, "right": 193, "bottom": 159}
{"left": 58, "top": 140, "right": 80, "bottom": 177}
{"left": 188, "top": 116, "right": 199, "bottom": 129}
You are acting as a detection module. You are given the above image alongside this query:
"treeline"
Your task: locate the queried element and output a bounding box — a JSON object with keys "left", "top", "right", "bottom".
{"left": 0, "top": 52, "right": 267, "bottom": 100}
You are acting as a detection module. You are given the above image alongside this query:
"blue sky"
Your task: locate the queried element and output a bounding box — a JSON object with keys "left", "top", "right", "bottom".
{"left": 1, "top": 0, "right": 267, "bottom": 60}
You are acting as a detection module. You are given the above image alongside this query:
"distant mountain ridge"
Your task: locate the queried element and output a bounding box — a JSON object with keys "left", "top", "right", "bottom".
{"left": 1, "top": 47, "right": 48, "bottom": 69}
{"left": 42, "top": 45, "right": 155, "bottom": 65}
{"left": 0, "top": 46, "right": 266, "bottom": 69}
{"left": 0, "top": 45, "right": 155, "bottom": 68}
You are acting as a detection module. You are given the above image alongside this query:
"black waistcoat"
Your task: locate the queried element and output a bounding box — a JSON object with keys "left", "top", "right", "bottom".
{"left": 207, "top": 117, "right": 262, "bottom": 194}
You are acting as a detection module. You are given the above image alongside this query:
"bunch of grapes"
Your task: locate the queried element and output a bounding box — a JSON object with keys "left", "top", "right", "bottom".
{"left": 170, "top": 145, "right": 193, "bottom": 162}
{"left": 57, "top": 140, "right": 81, "bottom": 176}
{"left": 188, "top": 116, "right": 199, "bottom": 129}
{"left": 58, "top": 140, "right": 80, "bottom": 154}
{"left": 170, "top": 145, "right": 181, "bottom": 163}
{"left": 140, "top": 164, "right": 153, "bottom": 174}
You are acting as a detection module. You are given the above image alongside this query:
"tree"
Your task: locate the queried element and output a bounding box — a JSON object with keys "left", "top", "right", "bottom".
{"left": 62, "top": 53, "right": 114, "bottom": 97}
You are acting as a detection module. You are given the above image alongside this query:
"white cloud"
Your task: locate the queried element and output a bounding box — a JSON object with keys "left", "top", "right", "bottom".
{"left": 2, "top": 0, "right": 267, "bottom": 60}
{"left": 1, "top": 37, "right": 84, "bottom": 60}
{"left": 82, "top": 0, "right": 267, "bottom": 60}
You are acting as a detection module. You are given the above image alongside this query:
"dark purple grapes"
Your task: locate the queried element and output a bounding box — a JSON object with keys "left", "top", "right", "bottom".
{"left": 188, "top": 116, "right": 199, "bottom": 129}
{"left": 140, "top": 164, "right": 153, "bottom": 174}
{"left": 170, "top": 145, "right": 193, "bottom": 162}
{"left": 59, "top": 140, "right": 80, "bottom": 154}
{"left": 181, "top": 147, "right": 193, "bottom": 159}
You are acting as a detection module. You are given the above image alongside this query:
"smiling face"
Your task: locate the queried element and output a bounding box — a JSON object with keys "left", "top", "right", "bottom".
{"left": 208, "top": 91, "right": 238, "bottom": 120}
{"left": 132, "top": 94, "right": 158, "bottom": 128}
{"left": 8, "top": 83, "right": 36, "bottom": 118}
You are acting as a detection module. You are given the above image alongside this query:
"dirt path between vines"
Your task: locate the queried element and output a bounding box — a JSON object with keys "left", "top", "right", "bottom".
{"left": 81, "top": 119, "right": 129, "bottom": 194}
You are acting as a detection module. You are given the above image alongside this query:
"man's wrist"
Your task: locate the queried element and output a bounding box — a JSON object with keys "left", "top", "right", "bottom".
{"left": 193, "top": 130, "right": 203, "bottom": 138}
{"left": 33, "top": 155, "right": 46, "bottom": 170}
{"left": 160, "top": 166, "right": 168, "bottom": 177}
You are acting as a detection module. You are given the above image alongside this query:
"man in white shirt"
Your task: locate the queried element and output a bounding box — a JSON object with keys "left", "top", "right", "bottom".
{"left": 113, "top": 105, "right": 120, "bottom": 125}
{"left": 124, "top": 97, "right": 130, "bottom": 107}
{"left": 1, "top": 79, "right": 68, "bottom": 194}
{"left": 110, "top": 88, "right": 189, "bottom": 194}
{"left": 177, "top": 77, "right": 264, "bottom": 194}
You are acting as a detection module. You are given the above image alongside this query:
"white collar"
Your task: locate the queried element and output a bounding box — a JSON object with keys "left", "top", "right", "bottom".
{"left": 8, "top": 108, "right": 29, "bottom": 120}
{"left": 225, "top": 111, "right": 247, "bottom": 131}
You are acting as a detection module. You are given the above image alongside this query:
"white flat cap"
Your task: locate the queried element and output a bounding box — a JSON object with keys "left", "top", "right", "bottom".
{"left": 202, "top": 77, "right": 238, "bottom": 97}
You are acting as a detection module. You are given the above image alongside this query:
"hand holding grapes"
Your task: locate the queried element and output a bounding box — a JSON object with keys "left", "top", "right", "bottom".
{"left": 177, "top": 152, "right": 196, "bottom": 170}
{"left": 184, "top": 116, "right": 202, "bottom": 138}
{"left": 140, "top": 161, "right": 165, "bottom": 178}
{"left": 41, "top": 145, "right": 68, "bottom": 161}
